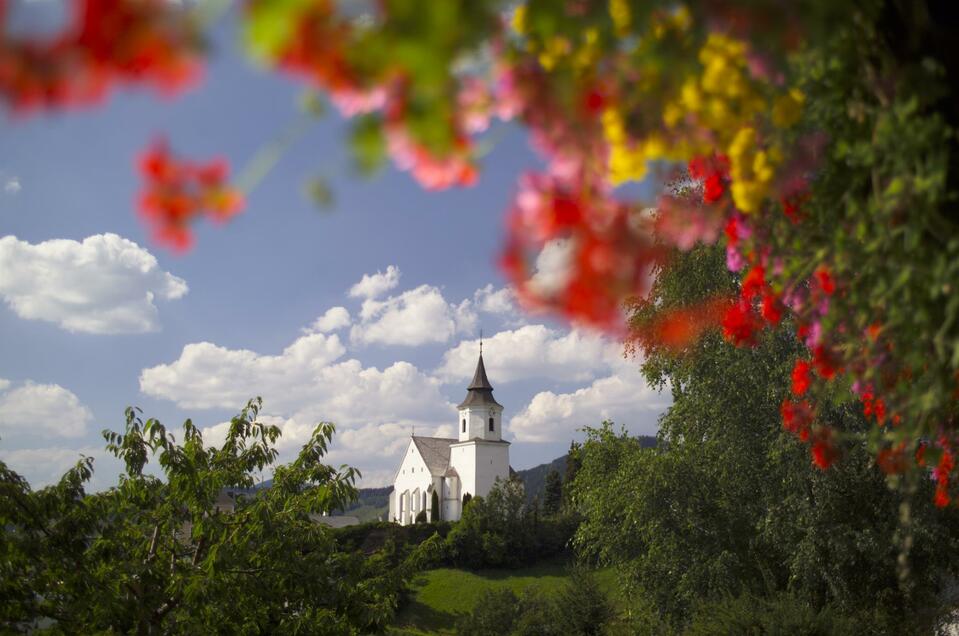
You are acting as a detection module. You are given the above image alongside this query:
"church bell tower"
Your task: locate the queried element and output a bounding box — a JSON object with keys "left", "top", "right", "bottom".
{"left": 456, "top": 344, "right": 503, "bottom": 442}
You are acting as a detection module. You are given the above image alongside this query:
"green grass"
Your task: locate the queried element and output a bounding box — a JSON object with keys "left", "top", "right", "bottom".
{"left": 388, "top": 558, "right": 620, "bottom": 635}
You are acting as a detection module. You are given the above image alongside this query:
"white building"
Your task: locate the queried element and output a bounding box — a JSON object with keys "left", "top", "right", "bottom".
{"left": 389, "top": 350, "right": 511, "bottom": 525}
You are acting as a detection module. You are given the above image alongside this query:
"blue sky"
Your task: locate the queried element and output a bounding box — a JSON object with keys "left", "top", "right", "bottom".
{"left": 0, "top": 2, "right": 667, "bottom": 489}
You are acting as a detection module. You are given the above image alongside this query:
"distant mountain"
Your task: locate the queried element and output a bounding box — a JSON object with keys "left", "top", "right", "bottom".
{"left": 515, "top": 455, "right": 567, "bottom": 504}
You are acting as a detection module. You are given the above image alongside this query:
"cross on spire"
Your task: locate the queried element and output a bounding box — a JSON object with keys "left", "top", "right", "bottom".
{"left": 479, "top": 328, "right": 483, "bottom": 355}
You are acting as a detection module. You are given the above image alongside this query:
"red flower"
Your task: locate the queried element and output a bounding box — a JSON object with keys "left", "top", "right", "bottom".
{"left": 815, "top": 267, "right": 835, "bottom": 295}
{"left": 812, "top": 344, "right": 839, "bottom": 379}
{"left": 761, "top": 292, "right": 783, "bottom": 324}
{"left": 0, "top": 0, "right": 201, "bottom": 113}
{"left": 877, "top": 443, "right": 907, "bottom": 475}
{"left": 688, "top": 154, "right": 729, "bottom": 205}
{"left": 811, "top": 429, "right": 838, "bottom": 470}
{"left": 935, "top": 486, "right": 950, "bottom": 508}
{"left": 703, "top": 173, "right": 724, "bottom": 203}
{"left": 791, "top": 359, "right": 811, "bottom": 396}
{"left": 722, "top": 300, "right": 760, "bottom": 346}
{"left": 781, "top": 399, "right": 814, "bottom": 441}
{"left": 137, "top": 139, "right": 243, "bottom": 251}
{"left": 741, "top": 265, "right": 766, "bottom": 301}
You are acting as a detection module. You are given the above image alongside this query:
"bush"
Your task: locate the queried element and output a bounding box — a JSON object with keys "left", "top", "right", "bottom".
{"left": 456, "top": 573, "right": 614, "bottom": 636}
{"left": 456, "top": 588, "right": 524, "bottom": 636}
{"left": 553, "top": 568, "right": 613, "bottom": 636}
{"left": 685, "top": 593, "right": 865, "bottom": 636}
{"left": 444, "top": 479, "right": 579, "bottom": 569}
{"left": 414, "top": 510, "right": 427, "bottom": 524}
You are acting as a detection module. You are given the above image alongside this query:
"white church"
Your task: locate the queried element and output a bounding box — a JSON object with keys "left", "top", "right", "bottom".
{"left": 389, "top": 349, "right": 511, "bottom": 525}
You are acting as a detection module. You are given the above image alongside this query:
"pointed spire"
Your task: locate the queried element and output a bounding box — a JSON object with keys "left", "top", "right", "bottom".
{"left": 467, "top": 352, "right": 494, "bottom": 391}
{"left": 458, "top": 348, "right": 501, "bottom": 408}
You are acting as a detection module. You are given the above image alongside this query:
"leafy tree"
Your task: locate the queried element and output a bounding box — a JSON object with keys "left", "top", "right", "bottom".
{"left": 542, "top": 469, "right": 562, "bottom": 516}
{"left": 414, "top": 510, "right": 427, "bottom": 524}
{"left": 574, "top": 246, "right": 959, "bottom": 630}
{"left": 430, "top": 490, "right": 440, "bottom": 522}
{"left": 0, "top": 398, "right": 409, "bottom": 634}
{"left": 462, "top": 492, "right": 472, "bottom": 509}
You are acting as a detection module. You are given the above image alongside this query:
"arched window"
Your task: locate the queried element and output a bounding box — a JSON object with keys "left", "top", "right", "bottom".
{"left": 489, "top": 417, "right": 494, "bottom": 432}
{"left": 462, "top": 418, "right": 466, "bottom": 433}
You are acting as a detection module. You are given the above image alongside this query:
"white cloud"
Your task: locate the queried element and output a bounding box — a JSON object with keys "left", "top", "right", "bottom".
{"left": 348, "top": 265, "right": 400, "bottom": 299}
{"left": 0, "top": 378, "right": 9, "bottom": 392}
{"left": 527, "top": 238, "right": 573, "bottom": 297}
{"left": 0, "top": 233, "right": 188, "bottom": 334}
{"left": 139, "top": 333, "right": 349, "bottom": 410}
{"left": 473, "top": 284, "right": 517, "bottom": 315}
{"left": 508, "top": 362, "right": 669, "bottom": 442}
{"left": 0, "top": 446, "right": 101, "bottom": 488}
{"left": 472, "top": 284, "right": 526, "bottom": 327}
{"left": 436, "top": 324, "right": 617, "bottom": 384}
{"left": 4, "top": 176, "right": 20, "bottom": 194}
{"left": 350, "top": 285, "right": 477, "bottom": 347}
{"left": 305, "top": 306, "right": 351, "bottom": 333}
{"left": 0, "top": 381, "right": 93, "bottom": 439}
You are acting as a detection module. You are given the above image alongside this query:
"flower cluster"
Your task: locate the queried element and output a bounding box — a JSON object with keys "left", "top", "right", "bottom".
{"left": 0, "top": 0, "right": 201, "bottom": 113}
{"left": 138, "top": 140, "right": 243, "bottom": 252}
{"left": 501, "top": 172, "right": 655, "bottom": 331}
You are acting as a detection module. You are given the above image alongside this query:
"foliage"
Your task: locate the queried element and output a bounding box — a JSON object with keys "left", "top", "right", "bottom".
{"left": 685, "top": 593, "right": 861, "bottom": 636}
{"left": 444, "top": 478, "right": 577, "bottom": 570}
{"left": 390, "top": 557, "right": 616, "bottom": 634}
{"left": 552, "top": 568, "right": 614, "bottom": 636}
{"left": 0, "top": 398, "right": 411, "bottom": 634}
{"left": 431, "top": 490, "right": 440, "bottom": 523}
{"left": 574, "top": 246, "right": 959, "bottom": 630}
{"left": 542, "top": 469, "right": 563, "bottom": 516}
{"left": 414, "top": 510, "right": 427, "bottom": 524}
{"left": 455, "top": 588, "right": 524, "bottom": 636}
{"left": 456, "top": 569, "right": 612, "bottom": 636}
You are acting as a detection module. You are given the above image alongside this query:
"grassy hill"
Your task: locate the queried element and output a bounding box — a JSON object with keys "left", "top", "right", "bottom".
{"left": 388, "top": 559, "right": 619, "bottom": 635}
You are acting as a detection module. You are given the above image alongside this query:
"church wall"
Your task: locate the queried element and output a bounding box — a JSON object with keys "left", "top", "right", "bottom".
{"left": 391, "top": 440, "right": 433, "bottom": 525}
{"left": 449, "top": 440, "right": 510, "bottom": 502}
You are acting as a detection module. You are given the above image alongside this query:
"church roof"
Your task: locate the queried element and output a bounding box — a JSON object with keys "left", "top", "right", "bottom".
{"left": 411, "top": 436, "right": 458, "bottom": 476}
{"left": 457, "top": 353, "right": 502, "bottom": 409}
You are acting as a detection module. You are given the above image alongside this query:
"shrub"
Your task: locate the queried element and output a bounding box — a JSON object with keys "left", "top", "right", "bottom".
{"left": 552, "top": 568, "right": 613, "bottom": 636}
{"left": 456, "top": 588, "right": 523, "bottom": 636}
{"left": 685, "top": 593, "right": 864, "bottom": 636}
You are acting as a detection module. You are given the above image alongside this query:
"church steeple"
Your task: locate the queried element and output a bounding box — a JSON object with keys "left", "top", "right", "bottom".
{"left": 458, "top": 352, "right": 502, "bottom": 408}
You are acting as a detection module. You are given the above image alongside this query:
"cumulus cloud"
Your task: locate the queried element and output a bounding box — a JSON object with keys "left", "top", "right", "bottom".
{"left": 140, "top": 333, "right": 349, "bottom": 410}
{"left": 348, "top": 265, "right": 400, "bottom": 299}
{"left": 351, "top": 285, "right": 477, "bottom": 347}
{"left": 436, "top": 325, "right": 618, "bottom": 384}
{"left": 473, "top": 284, "right": 517, "bottom": 315}
{"left": 527, "top": 238, "right": 573, "bottom": 297}
{"left": 305, "top": 306, "right": 351, "bottom": 333}
{"left": 0, "top": 378, "right": 9, "bottom": 392}
{"left": 0, "top": 381, "right": 93, "bottom": 439}
{"left": 0, "top": 446, "right": 101, "bottom": 487}
{"left": 4, "top": 176, "right": 20, "bottom": 194}
{"left": 508, "top": 362, "right": 670, "bottom": 442}
{"left": 0, "top": 233, "right": 188, "bottom": 334}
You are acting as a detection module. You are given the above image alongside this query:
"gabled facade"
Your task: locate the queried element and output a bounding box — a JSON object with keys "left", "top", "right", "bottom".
{"left": 389, "top": 351, "right": 510, "bottom": 525}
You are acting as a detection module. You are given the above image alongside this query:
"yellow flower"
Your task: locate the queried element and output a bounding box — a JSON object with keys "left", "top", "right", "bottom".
{"left": 609, "top": 0, "right": 630, "bottom": 36}
{"left": 603, "top": 108, "right": 649, "bottom": 184}
{"left": 511, "top": 5, "right": 526, "bottom": 34}
{"left": 772, "top": 88, "right": 805, "bottom": 128}
{"left": 728, "top": 127, "right": 778, "bottom": 213}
